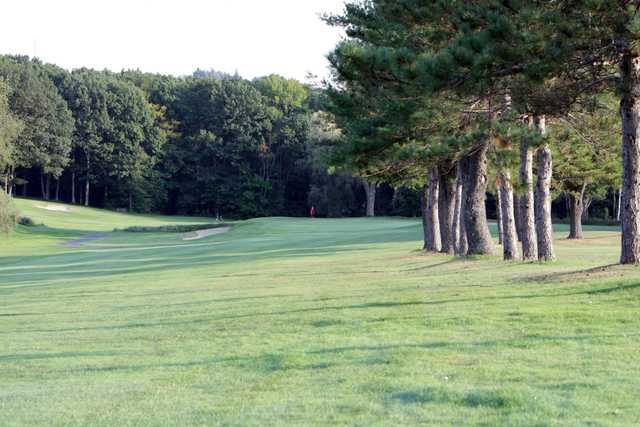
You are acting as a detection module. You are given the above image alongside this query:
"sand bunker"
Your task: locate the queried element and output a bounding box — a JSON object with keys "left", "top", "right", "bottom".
{"left": 183, "top": 226, "right": 231, "bottom": 241}
{"left": 36, "top": 204, "right": 72, "bottom": 213}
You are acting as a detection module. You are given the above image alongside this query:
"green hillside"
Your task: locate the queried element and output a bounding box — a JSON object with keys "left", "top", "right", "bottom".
{"left": 1, "top": 203, "right": 639, "bottom": 425}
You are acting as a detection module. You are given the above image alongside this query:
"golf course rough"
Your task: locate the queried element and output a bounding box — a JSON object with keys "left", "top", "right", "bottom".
{"left": 1, "top": 198, "right": 639, "bottom": 426}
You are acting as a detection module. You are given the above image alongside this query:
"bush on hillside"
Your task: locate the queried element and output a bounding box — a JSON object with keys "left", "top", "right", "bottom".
{"left": 115, "top": 223, "right": 228, "bottom": 233}
{"left": 0, "top": 192, "right": 17, "bottom": 235}
{"left": 18, "top": 216, "right": 38, "bottom": 226}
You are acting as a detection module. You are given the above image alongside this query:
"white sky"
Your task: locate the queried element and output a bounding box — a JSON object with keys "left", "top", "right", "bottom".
{"left": 0, "top": 0, "right": 346, "bottom": 82}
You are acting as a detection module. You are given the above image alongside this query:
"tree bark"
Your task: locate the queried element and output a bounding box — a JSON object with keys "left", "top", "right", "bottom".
{"left": 55, "top": 178, "right": 60, "bottom": 201}
{"left": 519, "top": 128, "right": 538, "bottom": 260}
{"left": 619, "top": 44, "right": 640, "bottom": 264}
{"left": 363, "top": 181, "right": 376, "bottom": 217}
{"left": 460, "top": 142, "right": 494, "bottom": 255}
{"left": 84, "top": 155, "right": 90, "bottom": 207}
{"left": 84, "top": 177, "right": 90, "bottom": 207}
{"left": 617, "top": 187, "right": 622, "bottom": 222}
{"left": 71, "top": 171, "right": 76, "bottom": 204}
{"left": 7, "top": 167, "right": 13, "bottom": 196}
{"left": 438, "top": 168, "right": 456, "bottom": 254}
{"left": 514, "top": 193, "right": 523, "bottom": 242}
{"left": 422, "top": 167, "right": 442, "bottom": 252}
{"left": 534, "top": 115, "right": 555, "bottom": 261}
{"left": 581, "top": 195, "right": 592, "bottom": 222}
{"left": 453, "top": 163, "right": 467, "bottom": 256}
{"left": 567, "top": 187, "right": 585, "bottom": 240}
{"left": 498, "top": 170, "right": 519, "bottom": 261}
{"left": 421, "top": 185, "right": 429, "bottom": 250}
{"left": 40, "top": 172, "right": 46, "bottom": 200}
{"left": 45, "top": 174, "right": 51, "bottom": 200}
{"left": 496, "top": 187, "right": 503, "bottom": 246}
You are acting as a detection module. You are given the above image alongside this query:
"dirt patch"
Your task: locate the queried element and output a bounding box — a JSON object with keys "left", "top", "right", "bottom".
{"left": 36, "top": 204, "right": 72, "bottom": 213}
{"left": 183, "top": 226, "right": 231, "bottom": 241}
{"left": 65, "top": 233, "right": 108, "bottom": 248}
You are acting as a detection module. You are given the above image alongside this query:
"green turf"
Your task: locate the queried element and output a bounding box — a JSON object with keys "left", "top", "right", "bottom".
{"left": 1, "top": 199, "right": 639, "bottom": 426}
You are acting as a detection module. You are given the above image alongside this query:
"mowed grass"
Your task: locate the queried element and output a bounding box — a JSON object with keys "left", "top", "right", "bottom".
{"left": 1, "top": 199, "right": 640, "bottom": 426}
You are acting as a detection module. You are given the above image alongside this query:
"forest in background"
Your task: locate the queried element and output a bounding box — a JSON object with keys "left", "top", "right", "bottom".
{"left": 0, "top": 55, "right": 420, "bottom": 219}
{"left": 0, "top": 50, "right": 623, "bottom": 228}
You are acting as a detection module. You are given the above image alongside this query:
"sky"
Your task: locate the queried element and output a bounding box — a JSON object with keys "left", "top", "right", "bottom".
{"left": 0, "top": 0, "right": 346, "bottom": 82}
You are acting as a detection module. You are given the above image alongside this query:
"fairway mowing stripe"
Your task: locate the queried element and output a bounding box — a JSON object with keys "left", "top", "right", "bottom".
{"left": 0, "top": 260, "right": 218, "bottom": 280}
{"left": 60, "top": 240, "right": 232, "bottom": 253}
{"left": 0, "top": 256, "right": 199, "bottom": 272}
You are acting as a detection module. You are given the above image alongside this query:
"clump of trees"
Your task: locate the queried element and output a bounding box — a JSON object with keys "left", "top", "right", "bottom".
{"left": 324, "top": 1, "right": 628, "bottom": 263}
{"left": 0, "top": 55, "right": 420, "bottom": 220}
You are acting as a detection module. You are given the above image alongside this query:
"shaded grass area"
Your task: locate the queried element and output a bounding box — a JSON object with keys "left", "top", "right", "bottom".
{"left": 1, "top": 202, "right": 640, "bottom": 425}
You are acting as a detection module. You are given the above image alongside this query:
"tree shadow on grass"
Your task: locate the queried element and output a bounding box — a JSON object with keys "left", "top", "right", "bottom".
{"left": 517, "top": 264, "right": 621, "bottom": 284}
{"left": 0, "top": 350, "right": 129, "bottom": 363}
{"left": 308, "top": 332, "right": 640, "bottom": 355}
{"left": 11, "top": 282, "right": 640, "bottom": 334}
{"left": 19, "top": 330, "right": 635, "bottom": 378}
{"left": 389, "top": 387, "right": 516, "bottom": 409}
{"left": 0, "top": 244, "right": 394, "bottom": 291}
{"left": 400, "top": 258, "right": 461, "bottom": 272}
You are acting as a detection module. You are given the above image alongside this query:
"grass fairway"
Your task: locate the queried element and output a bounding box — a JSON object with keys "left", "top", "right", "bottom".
{"left": 1, "top": 198, "right": 640, "bottom": 426}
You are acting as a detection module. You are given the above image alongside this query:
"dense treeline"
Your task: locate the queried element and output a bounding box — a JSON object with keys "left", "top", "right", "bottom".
{"left": 324, "top": 1, "right": 627, "bottom": 262}
{"left": 0, "top": 55, "right": 421, "bottom": 219}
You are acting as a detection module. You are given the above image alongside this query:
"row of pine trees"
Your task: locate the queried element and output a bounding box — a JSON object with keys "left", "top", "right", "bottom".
{"left": 323, "top": 1, "right": 630, "bottom": 263}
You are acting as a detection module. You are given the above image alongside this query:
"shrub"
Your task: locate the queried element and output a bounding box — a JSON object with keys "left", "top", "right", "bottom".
{"left": 0, "top": 192, "right": 17, "bottom": 235}
{"left": 18, "top": 216, "right": 38, "bottom": 226}
{"left": 115, "top": 223, "right": 228, "bottom": 233}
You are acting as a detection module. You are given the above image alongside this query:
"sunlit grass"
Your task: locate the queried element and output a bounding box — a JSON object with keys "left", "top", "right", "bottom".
{"left": 1, "top": 200, "right": 639, "bottom": 425}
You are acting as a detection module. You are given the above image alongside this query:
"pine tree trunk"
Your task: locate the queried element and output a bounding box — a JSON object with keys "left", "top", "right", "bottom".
{"left": 618, "top": 187, "right": 622, "bottom": 222}
{"left": 496, "top": 187, "right": 503, "bottom": 246}
{"left": 519, "top": 131, "right": 538, "bottom": 260}
{"left": 84, "top": 155, "right": 90, "bottom": 207}
{"left": 438, "top": 169, "right": 456, "bottom": 254}
{"left": 7, "top": 168, "right": 13, "bottom": 196}
{"left": 567, "top": 191, "right": 584, "bottom": 240}
{"left": 619, "top": 44, "right": 640, "bottom": 263}
{"left": 45, "top": 174, "right": 51, "bottom": 200}
{"left": 581, "top": 195, "right": 592, "bottom": 222}
{"left": 534, "top": 115, "right": 555, "bottom": 261}
{"left": 498, "top": 170, "right": 519, "bottom": 261}
{"left": 514, "top": 194, "right": 523, "bottom": 242}
{"left": 460, "top": 142, "right": 494, "bottom": 255}
{"left": 421, "top": 185, "right": 429, "bottom": 250}
{"left": 423, "top": 167, "right": 442, "bottom": 252}
{"left": 453, "top": 163, "right": 467, "bottom": 256}
{"left": 363, "top": 181, "right": 376, "bottom": 217}
{"left": 71, "top": 171, "right": 75, "bottom": 204}
{"left": 55, "top": 178, "right": 60, "bottom": 201}
{"left": 84, "top": 178, "right": 90, "bottom": 207}
{"left": 40, "top": 172, "right": 46, "bottom": 200}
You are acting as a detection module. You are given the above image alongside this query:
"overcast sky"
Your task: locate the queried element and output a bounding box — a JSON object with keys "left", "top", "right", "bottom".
{"left": 0, "top": 0, "right": 346, "bottom": 82}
